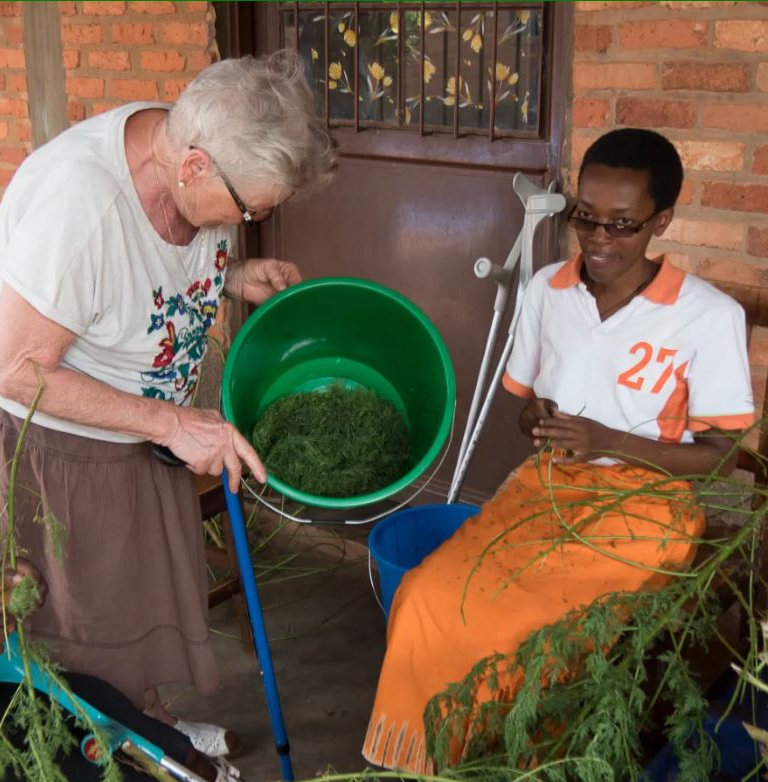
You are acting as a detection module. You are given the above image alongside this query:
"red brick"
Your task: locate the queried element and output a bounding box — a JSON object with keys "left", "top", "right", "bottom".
{"left": 5, "top": 19, "right": 21, "bottom": 44}
{"left": 658, "top": 1, "right": 741, "bottom": 6}
{"left": 0, "top": 146, "right": 26, "bottom": 165}
{"left": 111, "top": 79, "right": 159, "bottom": 101}
{"left": 130, "top": 1, "right": 176, "bottom": 13}
{"left": 0, "top": 47, "right": 23, "bottom": 69}
{"left": 662, "top": 62, "right": 749, "bottom": 93}
{"left": 87, "top": 51, "right": 131, "bottom": 71}
{"left": 714, "top": 20, "right": 768, "bottom": 53}
{"left": 186, "top": 51, "right": 213, "bottom": 71}
{"left": 93, "top": 102, "right": 121, "bottom": 115}
{"left": 162, "top": 79, "right": 191, "bottom": 101}
{"left": 0, "top": 73, "right": 6, "bottom": 91}
{"left": 616, "top": 98, "right": 695, "bottom": 129}
{"left": 575, "top": 2, "right": 654, "bottom": 9}
{"left": 748, "top": 227, "right": 768, "bottom": 258}
{"left": 574, "top": 25, "right": 612, "bottom": 53}
{"left": 8, "top": 73, "right": 26, "bottom": 93}
{"left": 66, "top": 76, "right": 104, "bottom": 99}
{"left": 62, "top": 49, "right": 80, "bottom": 70}
{"left": 754, "top": 145, "right": 768, "bottom": 176}
{"left": 702, "top": 104, "right": 768, "bottom": 133}
{"left": 758, "top": 63, "right": 768, "bottom": 93}
{"left": 573, "top": 62, "right": 657, "bottom": 91}
{"left": 570, "top": 129, "right": 600, "bottom": 170}
{"left": 140, "top": 50, "right": 185, "bottom": 72}
{"left": 0, "top": 121, "right": 7, "bottom": 140}
{"left": 58, "top": 2, "right": 77, "bottom": 15}
{"left": 160, "top": 22, "right": 209, "bottom": 46}
{"left": 675, "top": 140, "right": 745, "bottom": 172}
{"left": 62, "top": 24, "right": 103, "bottom": 45}
{"left": 15, "top": 120, "right": 29, "bottom": 143}
{"left": 678, "top": 179, "right": 695, "bottom": 206}
{"left": 749, "top": 325, "right": 768, "bottom": 365}
{"left": 694, "top": 256, "right": 768, "bottom": 287}
{"left": 618, "top": 20, "right": 707, "bottom": 50}
{"left": 0, "top": 98, "right": 26, "bottom": 118}
{"left": 185, "top": 2, "right": 209, "bottom": 11}
{"left": 701, "top": 182, "right": 768, "bottom": 214}
{"left": 0, "top": 3, "right": 20, "bottom": 16}
{"left": 67, "top": 101, "right": 86, "bottom": 123}
{"left": 0, "top": 169, "right": 17, "bottom": 187}
{"left": 572, "top": 98, "right": 610, "bottom": 128}
{"left": 663, "top": 217, "right": 743, "bottom": 250}
{"left": 110, "top": 23, "right": 155, "bottom": 46}
{"left": 83, "top": 1, "right": 126, "bottom": 15}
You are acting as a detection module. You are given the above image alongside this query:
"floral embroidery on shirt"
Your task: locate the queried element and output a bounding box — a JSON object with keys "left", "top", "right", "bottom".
{"left": 141, "top": 238, "right": 229, "bottom": 402}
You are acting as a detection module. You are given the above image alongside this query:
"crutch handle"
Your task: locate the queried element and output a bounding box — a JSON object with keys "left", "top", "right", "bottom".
{"left": 474, "top": 257, "right": 510, "bottom": 285}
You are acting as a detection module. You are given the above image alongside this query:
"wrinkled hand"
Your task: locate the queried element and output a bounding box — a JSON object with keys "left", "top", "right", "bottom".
{"left": 519, "top": 397, "right": 558, "bottom": 439}
{"left": 2, "top": 558, "right": 47, "bottom": 634}
{"left": 163, "top": 407, "right": 267, "bottom": 493}
{"left": 237, "top": 259, "right": 302, "bottom": 305}
{"left": 531, "top": 411, "right": 614, "bottom": 464}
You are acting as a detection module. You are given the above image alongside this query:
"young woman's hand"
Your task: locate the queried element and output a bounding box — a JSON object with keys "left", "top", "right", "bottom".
{"left": 519, "top": 397, "right": 558, "bottom": 439}
{"left": 531, "top": 411, "right": 615, "bottom": 463}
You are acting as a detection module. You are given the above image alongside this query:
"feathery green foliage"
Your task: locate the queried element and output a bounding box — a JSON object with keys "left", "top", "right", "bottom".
{"left": 252, "top": 385, "right": 412, "bottom": 497}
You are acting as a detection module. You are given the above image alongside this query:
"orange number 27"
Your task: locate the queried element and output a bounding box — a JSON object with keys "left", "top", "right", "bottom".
{"left": 617, "top": 342, "right": 678, "bottom": 393}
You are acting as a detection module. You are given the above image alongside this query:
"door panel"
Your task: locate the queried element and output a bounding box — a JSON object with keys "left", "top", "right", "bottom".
{"left": 217, "top": 2, "right": 571, "bottom": 502}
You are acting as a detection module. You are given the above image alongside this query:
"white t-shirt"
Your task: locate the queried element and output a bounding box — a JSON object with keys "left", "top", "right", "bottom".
{"left": 504, "top": 254, "right": 755, "bottom": 462}
{"left": 0, "top": 102, "right": 237, "bottom": 442}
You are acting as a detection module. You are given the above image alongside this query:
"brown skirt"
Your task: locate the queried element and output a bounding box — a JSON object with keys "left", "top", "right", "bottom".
{"left": 0, "top": 409, "right": 219, "bottom": 709}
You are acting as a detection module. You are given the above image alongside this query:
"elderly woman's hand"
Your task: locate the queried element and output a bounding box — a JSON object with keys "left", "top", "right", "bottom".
{"left": 161, "top": 406, "right": 267, "bottom": 492}
{"left": 225, "top": 258, "right": 302, "bottom": 305}
{"left": 2, "top": 558, "right": 47, "bottom": 635}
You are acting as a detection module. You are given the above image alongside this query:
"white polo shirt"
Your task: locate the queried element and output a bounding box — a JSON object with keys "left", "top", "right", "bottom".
{"left": 504, "top": 254, "right": 755, "bottom": 451}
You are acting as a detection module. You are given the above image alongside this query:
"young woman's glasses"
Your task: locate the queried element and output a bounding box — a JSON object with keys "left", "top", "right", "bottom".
{"left": 189, "top": 145, "right": 273, "bottom": 227}
{"left": 567, "top": 204, "right": 658, "bottom": 238}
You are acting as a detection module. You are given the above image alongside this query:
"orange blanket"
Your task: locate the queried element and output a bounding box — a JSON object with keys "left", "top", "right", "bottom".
{"left": 362, "top": 455, "right": 704, "bottom": 774}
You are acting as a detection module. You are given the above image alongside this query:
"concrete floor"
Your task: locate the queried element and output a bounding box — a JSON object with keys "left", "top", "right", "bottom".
{"left": 161, "top": 518, "right": 386, "bottom": 782}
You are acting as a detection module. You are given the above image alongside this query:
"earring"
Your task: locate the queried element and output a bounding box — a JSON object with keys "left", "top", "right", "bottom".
{"left": 178, "top": 181, "right": 185, "bottom": 188}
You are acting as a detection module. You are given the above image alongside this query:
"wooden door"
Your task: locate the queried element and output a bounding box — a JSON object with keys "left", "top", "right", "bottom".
{"left": 217, "top": 2, "right": 571, "bottom": 502}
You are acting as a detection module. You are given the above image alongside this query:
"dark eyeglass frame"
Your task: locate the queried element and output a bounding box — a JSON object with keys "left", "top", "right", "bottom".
{"left": 567, "top": 204, "right": 659, "bottom": 238}
{"left": 189, "top": 145, "right": 272, "bottom": 227}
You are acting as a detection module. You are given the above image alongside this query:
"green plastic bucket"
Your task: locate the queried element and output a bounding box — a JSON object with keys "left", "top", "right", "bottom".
{"left": 222, "top": 277, "right": 455, "bottom": 509}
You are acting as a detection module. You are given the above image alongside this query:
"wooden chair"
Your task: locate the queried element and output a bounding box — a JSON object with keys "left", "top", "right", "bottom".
{"left": 198, "top": 474, "right": 255, "bottom": 654}
{"left": 641, "top": 279, "right": 768, "bottom": 757}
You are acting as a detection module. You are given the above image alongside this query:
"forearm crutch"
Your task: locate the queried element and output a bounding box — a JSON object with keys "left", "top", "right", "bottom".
{"left": 447, "top": 174, "right": 566, "bottom": 504}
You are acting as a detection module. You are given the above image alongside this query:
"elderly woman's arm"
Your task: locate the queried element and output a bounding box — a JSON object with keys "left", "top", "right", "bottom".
{"left": 223, "top": 258, "right": 302, "bottom": 304}
{"left": 0, "top": 286, "right": 265, "bottom": 492}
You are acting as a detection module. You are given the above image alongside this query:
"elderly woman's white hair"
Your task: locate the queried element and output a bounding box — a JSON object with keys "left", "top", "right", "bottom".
{"left": 167, "top": 50, "right": 336, "bottom": 193}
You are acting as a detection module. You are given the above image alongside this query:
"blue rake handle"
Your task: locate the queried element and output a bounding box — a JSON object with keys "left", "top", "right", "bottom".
{"left": 222, "top": 470, "right": 294, "bottom": 781}
{"left": 0, "top": 633, "right": 206, "bottom": 782}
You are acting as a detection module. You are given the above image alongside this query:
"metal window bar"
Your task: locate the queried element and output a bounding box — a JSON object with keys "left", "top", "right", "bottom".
{"left": 288, "top": 2, "right": 542, "bottom": 138}
{"left": 354, "top": 2, "right": 360, "bottom": 132}
{"left": 324, "top": 2, "right": 330, "bottom": 127}
{"left": 419, "top": 2, "right": 425, "bottom": 137}
{"left": 453, "top": 1, "right": 460, "bottom": 139}
{"left": 489, "top": 3, "right": 498, "bottom": 141}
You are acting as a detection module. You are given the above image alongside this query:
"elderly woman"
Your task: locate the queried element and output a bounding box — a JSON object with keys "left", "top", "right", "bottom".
{"left": 0, "top": 49, "right": 335, "bottom": 766}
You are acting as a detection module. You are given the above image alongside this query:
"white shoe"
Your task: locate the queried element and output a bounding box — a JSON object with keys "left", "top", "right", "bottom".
{"left": 174, "top": 718, "right": 242, "bottom": 758}
{"left": 212, "top": 756, "right": 243, "bottom": 782}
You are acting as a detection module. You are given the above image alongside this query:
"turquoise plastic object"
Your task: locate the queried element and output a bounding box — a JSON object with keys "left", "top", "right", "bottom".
{"left": 222, "top": 278, "right": 455, "bottom": 509}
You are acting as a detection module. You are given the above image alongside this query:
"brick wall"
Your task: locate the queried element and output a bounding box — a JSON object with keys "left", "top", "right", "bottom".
{"left": 570, "top": 1, "right": 768, "bottom": 286}
{"left": 0, "top": 0, "right": 216, "bottom": 194}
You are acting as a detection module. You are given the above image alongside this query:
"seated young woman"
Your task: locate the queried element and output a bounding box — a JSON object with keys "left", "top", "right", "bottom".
{"left": 362, "top": 128, "right": 755, "bottom": 774}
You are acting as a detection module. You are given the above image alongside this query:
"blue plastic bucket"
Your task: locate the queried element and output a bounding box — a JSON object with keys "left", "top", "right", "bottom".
{"left": 368, "top": 503, "right": 480, "bottom": 616}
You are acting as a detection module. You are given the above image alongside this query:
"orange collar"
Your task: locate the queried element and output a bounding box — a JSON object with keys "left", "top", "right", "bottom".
{"left": 549, "top": 253, "right": 686, "bottom": 306}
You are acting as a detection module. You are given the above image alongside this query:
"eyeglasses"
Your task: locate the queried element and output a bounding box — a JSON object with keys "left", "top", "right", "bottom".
{"left": 189, "top": 145, "right": 273, "bottom": 227}
{"left": 567, "top": 205, "right": 658, "bottom": 238}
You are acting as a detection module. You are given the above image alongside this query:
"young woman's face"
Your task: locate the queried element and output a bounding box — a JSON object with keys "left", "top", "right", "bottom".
{"left": 573, "top": 163, "right": 672, "bottom": 287}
